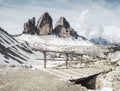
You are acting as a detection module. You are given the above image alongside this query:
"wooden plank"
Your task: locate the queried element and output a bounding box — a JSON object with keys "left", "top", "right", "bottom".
{"left": 36, "top": 58, "right": 66, "bottom": 61}
{"left": 58, "top": 68, "right": 97, "bottom": 78}
{"left": 44, "top": 68, "right": 102, "bottom": 80}
{"left": 32, "top": 48, "right": 86, "bottom": 56}
{"left": 65, "top": 53, "right": 68, "bottom": 68}
{"left": 47, "top": 68, "right": 80, "bottom": 79}
{"left": 43, "top": 51, "right": 46, "bottom": 68}
{"left": 36, "top": 58, "right": 84, "bottom": 62}
{"left": 71, "top": 68, "right": 102, "bottom": 76}
{"left": 59, "top": 69, "right": 85, "bottom": 76}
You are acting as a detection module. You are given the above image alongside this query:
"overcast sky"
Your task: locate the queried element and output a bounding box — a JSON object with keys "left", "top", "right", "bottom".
{"left": 0, "top": 0, "right": 120, "bottom": 42}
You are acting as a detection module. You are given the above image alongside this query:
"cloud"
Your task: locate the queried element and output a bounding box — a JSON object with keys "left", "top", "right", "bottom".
{"left": 102, "top": 25, "right": 120, "bottom": 43}
{"left": 72, "top": 9, "right": 89, "bottom": 30}
{"left": 71, "top": 3, "right": 120, "bottom": 43}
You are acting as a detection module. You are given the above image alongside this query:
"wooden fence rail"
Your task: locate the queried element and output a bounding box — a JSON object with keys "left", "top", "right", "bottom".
{"left": 33, "top": 48, "right": 86, "bottom": 68}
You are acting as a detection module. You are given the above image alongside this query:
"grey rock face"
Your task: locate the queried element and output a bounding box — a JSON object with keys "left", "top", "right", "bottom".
{"left": 53, "top": 17, "right": 83, "bottom": 39}
{"left": 69, "top": 28, "right": 78, "bottom": 39}
{"left": 55, "top": 17, "right": 70, "bottom": 29}
{"left": 23, "top": 17, "right": 36, "bottom": 35}
{"left": 53, "top": 17, "right": 70, "bottom": 37}
{"left": 22, "top": 12, "right": 87, "bottom": 40}
{"left": 37, "top": 12, "right": 53, "bottom": 35}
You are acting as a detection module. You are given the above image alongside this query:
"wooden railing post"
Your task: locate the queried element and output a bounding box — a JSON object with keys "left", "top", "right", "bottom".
{"left": 80, "top": 54, "right": 83, "bottom": 65}
{"left": 66, "top": 53, "right": 68, "bottom": 68}
{"left": 43, "top": 51, "right": 47, "bottom": 68}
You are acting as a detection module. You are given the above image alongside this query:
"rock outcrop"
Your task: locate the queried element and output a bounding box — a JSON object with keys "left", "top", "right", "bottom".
{"left": 52, "top": 17, "right": 81, "bottom": 39}
{"left": 69, "top": 28, "right": 79, "bottom": 39}
{"left": 22, "top": 12, "right": 86, "bottom": 40}
{"left": 37, "top": 12, "right": 53, "bottom": 35}
{"left": 23, "top": 17, "right": 36, "bottom": 35}
{"left": 53, "top": 17, "right": 70, "bottom": 37}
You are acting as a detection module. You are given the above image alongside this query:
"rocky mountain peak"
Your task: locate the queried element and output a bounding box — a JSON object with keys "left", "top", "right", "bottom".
{"left": 22, "top": 12, "right": 86, "bottom": 40}
{"left": 31, "top": 17, "right": 36, "bottom": 27}
{"left": 23, "top": 17, "right": 36, "bottom": 35}
{"left": 53, "top": 17, "right": 71, "bottom": 37}
{"left": 55, "top": 17, "right": 70, "bottom": 29}
{"left": 43, "top": 12, "right": 50, "bottom": 18}
{"left": 37, "top": 12, "right": 53, "bottom": 35}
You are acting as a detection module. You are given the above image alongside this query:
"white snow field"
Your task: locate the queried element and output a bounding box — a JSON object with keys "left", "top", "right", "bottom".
{"left": 15, "top": 34, "right": 108, "bottom": 57}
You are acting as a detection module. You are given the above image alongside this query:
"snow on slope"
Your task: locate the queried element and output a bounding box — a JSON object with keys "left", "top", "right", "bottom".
{"left": 0, "top": 28, "right": 65, "bottom": 68}
{"left": 16, "top": 34, "right": 93, "bottom": 46}
{"left": 15, "top": 34, "right": 108, "bottom": 58}
{"left": 0, "top": 28, "right": 34, "bottom": 65}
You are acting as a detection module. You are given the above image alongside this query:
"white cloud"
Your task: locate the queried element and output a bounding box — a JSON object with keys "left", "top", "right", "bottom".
{"left": 77, "top": 9, "right": 89, "bottom": 28}
{"left": 71, "top": 4, "right": 120, "bottom": 43}
{"left": 71, "top": 9, "right": 90, "bottom": 34}
{"left": 103, "top": 25, "right": 120, "bottom": 43}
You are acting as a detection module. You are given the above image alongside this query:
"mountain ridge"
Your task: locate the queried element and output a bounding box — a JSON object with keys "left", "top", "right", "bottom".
{"left": 23, "top": 12, "right": 87, "bottom": 40}
{"left": 90, "top": 37, "right": 109, "bottom": 45}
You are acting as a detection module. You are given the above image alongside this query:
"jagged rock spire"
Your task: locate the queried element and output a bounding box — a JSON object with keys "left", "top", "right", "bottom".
{"left": 23, "top": 17, "right": 36, "bottom": 35}
{"left": 22, "top": 12, "right": 84, "bottom": 39}
{"left": 36, "top": 12, "right": 53, "bottom": 35}
{"left": 55, "top": 17, "right": 70, "bottom": 29}
{"left": 53, "top": 17, "right": 70, "bottom": 37}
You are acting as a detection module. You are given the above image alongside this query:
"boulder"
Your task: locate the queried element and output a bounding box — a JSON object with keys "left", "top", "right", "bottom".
{"left": 36, "top": 12, "right": 53, "bottom": 35}
{"left": 23, "top": 17, "right": 36, "bottom": 35}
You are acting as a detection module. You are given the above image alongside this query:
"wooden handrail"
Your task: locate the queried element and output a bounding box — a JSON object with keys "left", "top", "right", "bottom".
{"left": 32, "top": 48, "right": 85, "bottom": 68}
{"left": 32, "top": 48, "right": 86, "bottom": 56}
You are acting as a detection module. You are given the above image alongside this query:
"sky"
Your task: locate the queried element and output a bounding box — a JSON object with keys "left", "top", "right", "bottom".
{"left": 0, "top": 0, "right": 120, "bottom": 42}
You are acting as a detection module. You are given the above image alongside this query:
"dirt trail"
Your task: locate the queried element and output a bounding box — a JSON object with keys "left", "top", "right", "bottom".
{"left": 0, "top": 67, "right": 87, "bottom": 91}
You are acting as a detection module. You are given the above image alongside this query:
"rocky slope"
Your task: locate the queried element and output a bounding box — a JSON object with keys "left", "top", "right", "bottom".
{"left": 94, "top": 51, "right": 120, "bottom": 91}
{"left": 37, "top": 12, "right": 53, "bottom": 35}
{"left": 0, "top": 27, "right": 33, "bottom": 65}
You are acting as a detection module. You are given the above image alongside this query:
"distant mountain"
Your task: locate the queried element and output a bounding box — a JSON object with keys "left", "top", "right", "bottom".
{"left": 90, "top": 37, "right": 109, "bottom": 45}
{"left": 0, "top": 27, "right": 33, "bottom": 65}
